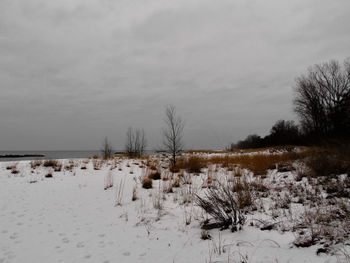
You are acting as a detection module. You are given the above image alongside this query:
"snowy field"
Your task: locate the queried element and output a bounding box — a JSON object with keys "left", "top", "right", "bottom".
{"left": 0, "top": 153, "right": 349, "bottom": 263}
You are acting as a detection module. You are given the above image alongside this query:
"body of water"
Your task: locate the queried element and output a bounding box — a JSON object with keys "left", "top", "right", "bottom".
{"left": 0, "top": 151, "right": 102, "bottom": 162}
{"left": 0, "top": 150, "right": 159, "bottom": 162}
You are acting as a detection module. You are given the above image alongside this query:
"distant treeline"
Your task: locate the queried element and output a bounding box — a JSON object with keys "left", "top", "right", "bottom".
{"left": 229, "top": 120, "right": 303, "bottom": 150}
{"left": 230, "top": 58, "right": 350, "bottom": 150}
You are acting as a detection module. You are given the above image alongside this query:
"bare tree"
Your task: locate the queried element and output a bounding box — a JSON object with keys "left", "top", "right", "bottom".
{"left": 162, "top": 105, "right": 184, "bottom": 168}
{"left": 294, "top": 58, "right": 350, "bottom": 140}
{"left": 125, "top": 127, "right": 147, "bottom": 157}
{"left": 139, "top": 129, "right": 147, "bottom": 156}
{"left": 125, "top": 127, "right": 135, "bottom": 156}
{"left": 101, "top": 137, "right": 113, "bottom": 158}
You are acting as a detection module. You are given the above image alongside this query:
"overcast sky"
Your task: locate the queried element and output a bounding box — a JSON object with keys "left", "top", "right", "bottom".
{"left": 0, "top": 0, "right": 349, "bottom": 150}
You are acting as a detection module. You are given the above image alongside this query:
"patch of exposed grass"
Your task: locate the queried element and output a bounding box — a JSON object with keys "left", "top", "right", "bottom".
{"left": 175, "top": 156, "right": 206, "bottom": 173}
{"left": 207, "top": 151, "right": 305, "bottom": 175}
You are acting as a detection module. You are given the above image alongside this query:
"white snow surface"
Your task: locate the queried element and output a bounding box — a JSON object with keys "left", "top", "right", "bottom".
{"left": 0, "top": 157, "right": 346, "bottom": 263}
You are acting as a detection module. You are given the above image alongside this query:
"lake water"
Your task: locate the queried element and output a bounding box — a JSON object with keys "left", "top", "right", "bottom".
{"left": 0, "top": 151, "right": 102, "bottom": 162}
{"left": 0, "top": 150, "right": 158, "bottom": 162}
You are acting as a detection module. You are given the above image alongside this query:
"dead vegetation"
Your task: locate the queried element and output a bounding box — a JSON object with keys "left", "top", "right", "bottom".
{"left": 196, "top": 181, "right": 246, "bottom": 232}
{"left": 142, "top": 177, "right": 153, "bottom": 189}
{"left": 11, "top": 145, "right": 349, "bottom": 255}
{"left": 174, "top": 155, "right": 206, "bottom": 173}
{"left": 169, "top": 149, "right": 306, "bottom": 178}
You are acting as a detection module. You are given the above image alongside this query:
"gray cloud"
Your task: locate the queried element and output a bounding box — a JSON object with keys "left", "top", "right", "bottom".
{"left": 0, "top": 0, "right": 349, "bottom": 150}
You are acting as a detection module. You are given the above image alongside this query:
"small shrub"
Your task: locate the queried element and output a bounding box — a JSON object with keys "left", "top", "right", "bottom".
{"left": 196, "top": 181, "right": 246, "bottom": 232}
{"left": 45, "top": 173, "right": 53, "bottom": 178}
{"left": 53, "top": 163, "right": 63, "bottom": 172}
{"left": 142, "top": 178, "right": 153, "bottom": 189}
{"left": 172, "top": 177, "right": 180, "bottom": 188}
{"left": 11, "top": 168, "right": 19, "bottom": 174}
{"left": 65, "top": 164, "right": 74, "bottom": 171}
{"left": 93, "top": 159, "right": 102, "bottom": 170}
{"left": 43, "top": 159, "right": 59, "bottom": 168}
{"left": 200, "top": 230, "right": 211, "bottom": 240}
{"left": 306, "top": 147, "right": 350, "bottom": 178}
{"left": 148, "top": 171, "right": 161, "bottom": 180}
{"left": 30, "top": 160, "right": 42, "bottom": 169}
{"left": 234, "top": 179, "right": 252, "bottom": 209}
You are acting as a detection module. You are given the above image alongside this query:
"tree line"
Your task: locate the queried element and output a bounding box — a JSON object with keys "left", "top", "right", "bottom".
{"left": 231, "top": 58, "right": 350, "bottom": 149}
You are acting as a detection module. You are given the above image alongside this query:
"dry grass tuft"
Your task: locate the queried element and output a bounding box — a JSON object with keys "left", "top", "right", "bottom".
{"left": 43, "top": 159, "right": 59, "bottom": 168}
{"left": 93, "top": 159, "right": 102, "bottom": 170}
{"left": 30, "top": 160, "right": 42, "bottom": 169}
{"left": 142, "top": 177, "right": 153, "bottom": 189}
{"left": 174, "top": 156, "right": 207, "bottom": 173}
{"left": 172, "top": 176, "right": 181, "bottom": 188}
{"left": 148, "top": 171, "right": 161, "bottom": 180}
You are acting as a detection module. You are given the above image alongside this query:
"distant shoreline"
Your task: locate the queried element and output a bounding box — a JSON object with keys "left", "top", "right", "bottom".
{"left": 0, "top": 154, "right": 45, "bottom": 158}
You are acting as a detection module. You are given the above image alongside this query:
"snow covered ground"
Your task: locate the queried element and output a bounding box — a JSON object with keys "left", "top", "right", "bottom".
{"left": 0, "top": 155, "right": 348, "bottom": 263}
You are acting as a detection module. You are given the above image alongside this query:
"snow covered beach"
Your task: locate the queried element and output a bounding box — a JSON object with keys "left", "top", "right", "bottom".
{"left": 0, "top": 152, "right": 349, "bottom": 263}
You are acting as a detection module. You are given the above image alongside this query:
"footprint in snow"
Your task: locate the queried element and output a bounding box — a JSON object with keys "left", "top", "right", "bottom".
{"left": 62, "top": 238, "right": 70, "bottom": 244}
{"left": 76, "top": 242, "right": 85, "bottom": 248}
{"left": 9, "top": 233, "right": 18, "bottom": 240}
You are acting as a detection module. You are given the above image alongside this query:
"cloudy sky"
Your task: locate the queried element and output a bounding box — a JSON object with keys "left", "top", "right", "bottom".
{"left": 0, "top": 0, "right": 349, "bottom": 150}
